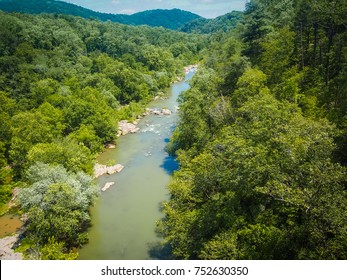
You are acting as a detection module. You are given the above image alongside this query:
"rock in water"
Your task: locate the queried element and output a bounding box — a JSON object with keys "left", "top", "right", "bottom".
{"left": 118, "top": 120, "right": 139, "bottom": 135}
{"left": 106, "top": 164, "right": 124, "bottom": 175}
{"left": 105, "top": 143, "right": 116, "bottom": 149}
{"left": 145, "top": 107, "right": 172, "bottom": 116}
{"left": 153, "top": 109, "right": 162, "bottom": 115}
{"left": 94, "top": 163, "right": 124, "bottom": 178}
{"left": 102, "top": 182, "right": 115, "bottom": 192}
{"left": 161, "top": 108, "right": 172, "bottom": 115}
{"left": 130, "top": 127, "right": 140, "bottom": 133}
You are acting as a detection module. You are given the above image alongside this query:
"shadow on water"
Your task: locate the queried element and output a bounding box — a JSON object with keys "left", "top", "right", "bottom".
{"left": 160, "top": 156, "right": 179, "bottom": 175}
{"left": 148, "top": 241, "right": 174, "bottom": 260}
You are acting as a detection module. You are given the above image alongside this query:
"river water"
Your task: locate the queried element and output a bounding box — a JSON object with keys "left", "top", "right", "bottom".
{"left": 0, "top": 214, "right": 22, "bottom": 238}
{"left": 78, "top": 70, "right": 195, "bottom": 260}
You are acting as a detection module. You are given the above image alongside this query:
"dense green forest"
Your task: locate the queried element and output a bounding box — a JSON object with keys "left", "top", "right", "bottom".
{"left": 0, "top": 11, "right": 205, "bottom": 259}
{"left": 179, "top": 11, "right": 243, "bottom": 34}
{"left": 160, "top": 0, "right": 347, "bottom": 259}
{"left": 0, "top": 0, "right": 201, "bottom": 30}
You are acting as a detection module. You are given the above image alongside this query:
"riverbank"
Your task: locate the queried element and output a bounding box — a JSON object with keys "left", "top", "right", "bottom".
{"left": 184, "top": 64, "right": 198, "bottom": 74}
{"left": 114, "top": 66, "right": 198, "bottom": 139}
{"left": 0, "top": 188, "right": 24, "bottom": 260}
{"left": 0, "top": 234, "right": 22, "bottom": 260}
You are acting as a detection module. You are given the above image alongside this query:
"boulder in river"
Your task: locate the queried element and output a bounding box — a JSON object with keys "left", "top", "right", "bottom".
{"left": 118, "top": 120, "right": 139, "bottom": 136}
{"left": 102, "top": 182, "right": 115, "bottom": 192}
{"left": 184, "top": 64, "right": 198, "bottom": 74}
{"left": 94, "top": 163, "right": 124, "bottom": 178}
{"left": 145, "top": 107, "right": 172, "bottom": 116}
{"left": 153, "top": 109, "right": 162, "bottom": 115}
{"left": 161, "top": 108, "right": 172, "bottom": 115}
{"left": 105, "top": 143, "right": 116, "bottom": 149}
{"left": 130, "top": 127, "right": 140, "bottom": 133}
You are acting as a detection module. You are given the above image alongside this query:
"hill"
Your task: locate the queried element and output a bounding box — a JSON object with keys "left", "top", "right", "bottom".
{"left": 179, "top": 11, "right": 243, "bottom": 34}
{"left": 0, "top": 0, "right": 202, "bottom": 30}
{"left": 128, "top": 9, "right": 201, "bottom": 30}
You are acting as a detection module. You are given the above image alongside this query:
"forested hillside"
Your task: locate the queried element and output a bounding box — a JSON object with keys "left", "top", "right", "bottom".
{"left": 160, "top": 0, "right": 347, "bottom": 259}
{"left": 0, "top": 11, "right": 205, "bottom": 259}
{"left": 179, "top": 11, "right": 243, "bottom": 34}
{"left": 0, "top": 0, "right": 201, "bottom": 30}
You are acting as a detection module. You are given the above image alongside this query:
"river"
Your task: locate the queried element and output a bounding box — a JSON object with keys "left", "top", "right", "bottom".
{"left": 78, "top": 70, "right": 195, "bottom": 260}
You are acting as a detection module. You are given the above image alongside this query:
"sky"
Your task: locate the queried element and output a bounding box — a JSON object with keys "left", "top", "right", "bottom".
{"left": 63, "top": 0, "right": 247, "bottom": 19}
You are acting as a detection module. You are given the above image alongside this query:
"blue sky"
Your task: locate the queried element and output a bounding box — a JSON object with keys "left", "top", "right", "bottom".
{"left": 63, "top": 0, "right": 246, "bottom": 18}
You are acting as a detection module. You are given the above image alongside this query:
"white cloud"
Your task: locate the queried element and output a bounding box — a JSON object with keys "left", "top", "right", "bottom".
{"left": 119, "top": 9, "right": 136, "bottom": 14}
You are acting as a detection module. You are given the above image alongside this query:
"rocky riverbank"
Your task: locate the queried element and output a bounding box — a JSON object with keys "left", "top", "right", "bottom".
{"left": 0, "top": 235, "right": 22, "bottom": 260}
{"left": 115, "top": 66, "right": 194, "bottom": 139}
{"left": 184, "top": 64, "right": 198, "bottom": 74}
{"left": 117, "top": 107, "right": 172, "bottom": 137}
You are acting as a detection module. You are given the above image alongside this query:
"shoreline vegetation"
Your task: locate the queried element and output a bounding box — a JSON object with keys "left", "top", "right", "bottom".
{"left": 0, "top": 64, "right": 198, "bottom": 260}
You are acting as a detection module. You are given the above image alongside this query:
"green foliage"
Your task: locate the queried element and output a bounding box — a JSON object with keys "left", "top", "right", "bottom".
{"left": 67, "top": 124, "right": 103, "bottom": 154}
{"left": 162, "top": 88, "right": 347, "bottom": 259}
{"left": 179, "top": 11, "right": 244, "bottom": 34}
{"left": 27, "top": 139, "right": 94, "bottom": 174}
{"left": 18, "top": 163, "right": 98, "bottom": 248}
{"left": 117, "top": 102, "right": 145, "bottom": 121}
{"left": 259, "top": 27, "right": 295, "bottom": 88}
{"left": 10, "top": 107, "right": 64, "bottom": 165}
{"left": 161, "top": 0, "right": 347, "bottom": 259}
{"left": 40, "top": 237, "right": 78, "bottom": 260}
{"left": 0, "top": 140, "right": 13, "bottom": 212}
{"left": 0, "top": 167, "right": 13, "bottom": 213}
{"left": 231, "top": 68, "right": 268, "bottom": 106}
{"left": 167, "top": 68, "right": 222, "bottom": 156}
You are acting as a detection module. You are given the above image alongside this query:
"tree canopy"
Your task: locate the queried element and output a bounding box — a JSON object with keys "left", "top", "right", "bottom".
{"left": 160, "top": 0, "right": 347, "bottom": 260}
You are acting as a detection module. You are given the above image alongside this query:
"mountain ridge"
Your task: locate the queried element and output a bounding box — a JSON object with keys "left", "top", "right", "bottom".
{"left": 179, "top": 11, "right": 244, "bottom": 34}
{"left": 0, "top": 0, "right": 202, "bottom": 30}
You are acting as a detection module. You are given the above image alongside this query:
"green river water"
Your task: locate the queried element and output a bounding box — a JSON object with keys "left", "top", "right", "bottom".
{"left": 78, "top": 70, "right": 195, "bottom": 260}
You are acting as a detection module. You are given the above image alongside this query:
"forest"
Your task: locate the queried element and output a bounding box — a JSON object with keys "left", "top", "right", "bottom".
{"left": 0, "top": 0, "right": 346, "bottom": 260}
{"left": 179, "top": 11, "right": 243, "bottom": 34}
{"left": 161, "top": 0, "right": 347, "bottom": 259}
